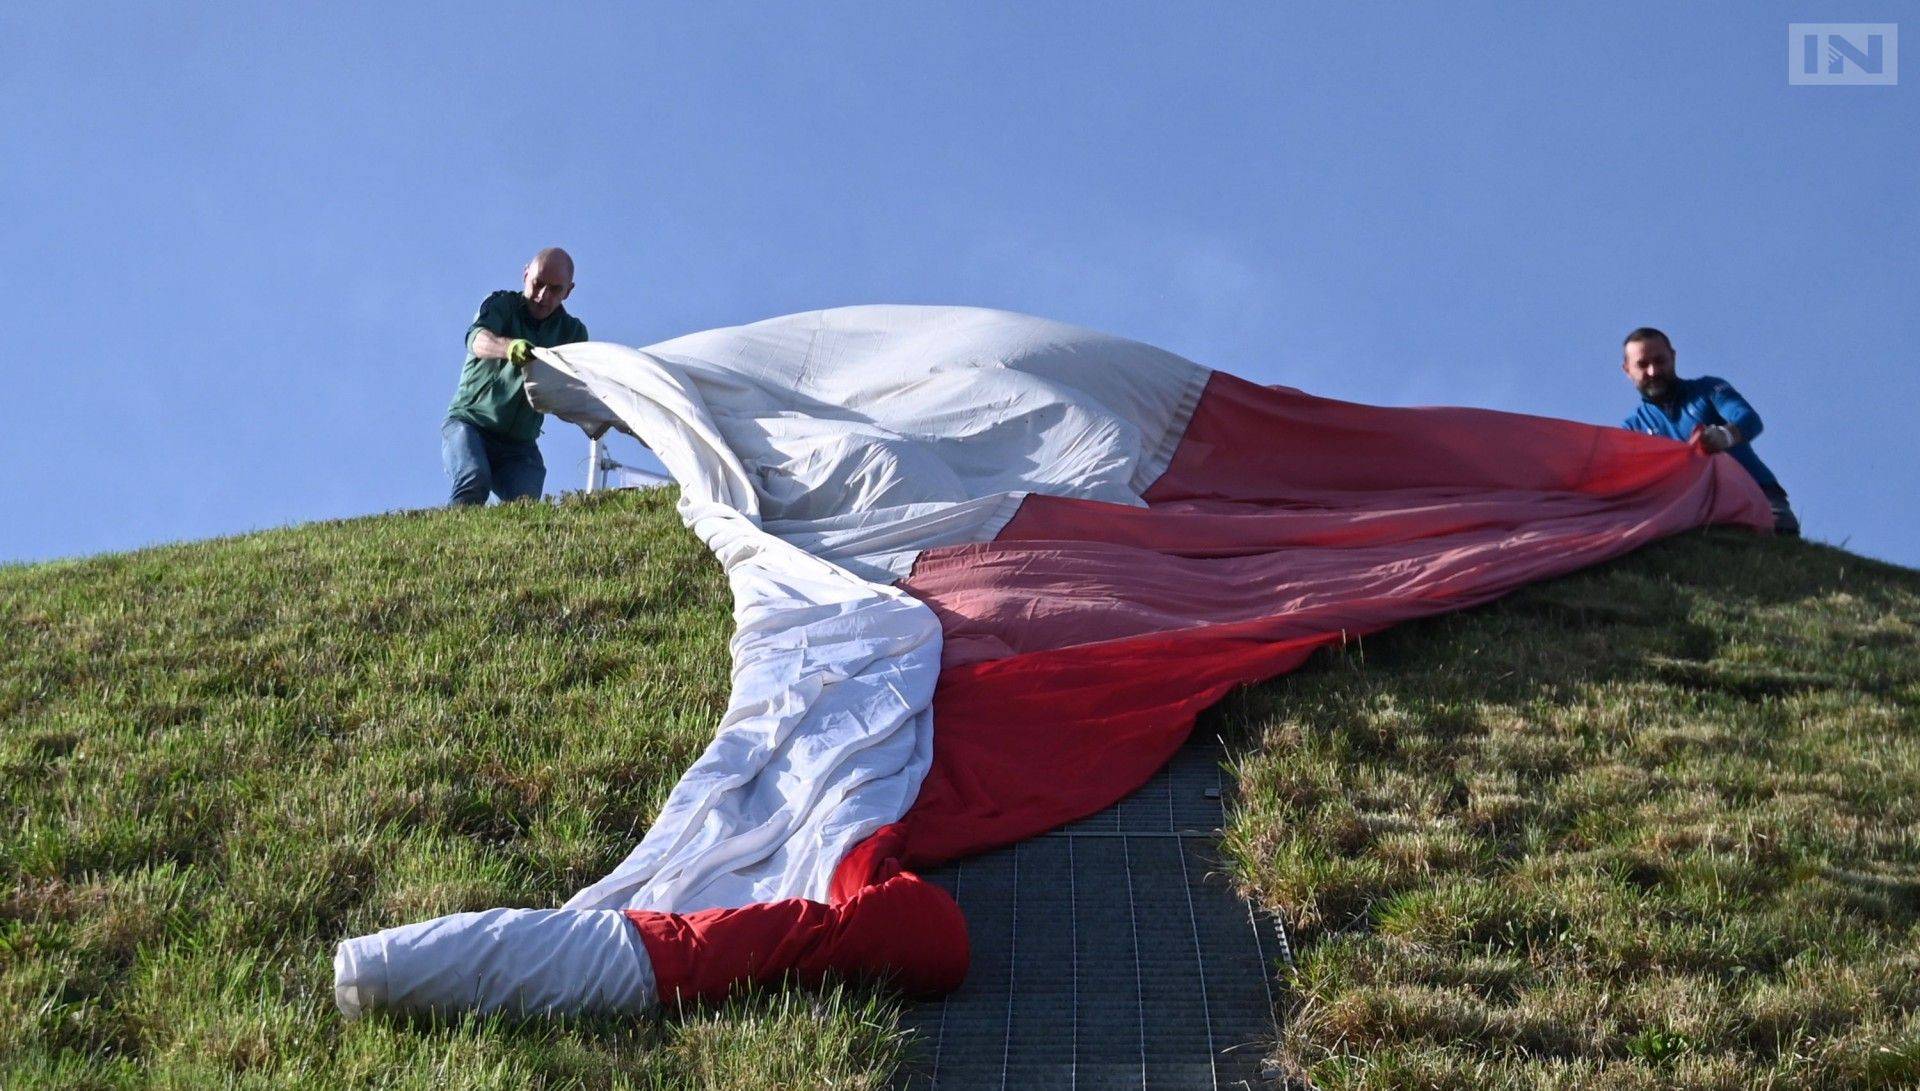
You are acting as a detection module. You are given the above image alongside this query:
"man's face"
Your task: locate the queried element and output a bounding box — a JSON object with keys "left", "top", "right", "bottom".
{"left": 522, "top": 259, "right": 574, "bottom": 321}
{"left": 1623, "top": 338, "right": 1676, "bottom": 399}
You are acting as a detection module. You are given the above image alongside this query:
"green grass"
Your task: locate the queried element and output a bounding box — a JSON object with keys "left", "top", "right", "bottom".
{"left": 5, "top": 491, "right": 1917, "bottom": 1088}
{"left": 2, "top": 489, "right": 908, "bottom": 1088}
{"left": 1219, "top": 530, "right": 1920, "bottom": 1089}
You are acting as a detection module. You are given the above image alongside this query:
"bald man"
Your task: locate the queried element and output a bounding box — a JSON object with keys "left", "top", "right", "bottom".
{"left": 441, "top": 248, "right": 589, "bottom": 505}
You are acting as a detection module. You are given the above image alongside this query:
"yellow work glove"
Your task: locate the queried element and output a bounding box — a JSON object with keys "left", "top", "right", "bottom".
{"left": 507, "top": 339, "right": 535, "bottom": 367}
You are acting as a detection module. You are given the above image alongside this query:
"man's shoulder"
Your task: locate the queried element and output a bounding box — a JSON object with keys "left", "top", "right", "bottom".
{"left": 1685, "top": 375, "right": 1738, "bottom": 397}
{"left": 468, "top": 291, "right": 525, "bottom": 337}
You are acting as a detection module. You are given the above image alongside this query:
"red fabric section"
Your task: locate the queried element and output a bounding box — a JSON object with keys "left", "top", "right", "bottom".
{"left": 829, "top": 821, "right": 909, "bottom": 904}
{"left": 636, "top": 370, "right": 1774, "bottom": 1003}
{"left": 881, "top": 371, "right": 1771, "bottom": 865}
{"left": 896, "top": 628, "right": 1331, "bottom": 862}
{"left": 1148, "top": 371, "right": 1726, "bottom": 503}
{"left": 626, "top": 870, "right": 968, "bottom": 1006}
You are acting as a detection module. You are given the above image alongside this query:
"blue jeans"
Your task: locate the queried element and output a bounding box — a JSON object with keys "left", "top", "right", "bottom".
{"left": 442, "top": 418, "right": 546, "bottom": 506}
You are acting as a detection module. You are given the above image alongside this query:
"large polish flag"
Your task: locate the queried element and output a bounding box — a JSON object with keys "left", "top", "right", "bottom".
{"left": 334, "top": 306, "right": 1769, "bottom": 1016}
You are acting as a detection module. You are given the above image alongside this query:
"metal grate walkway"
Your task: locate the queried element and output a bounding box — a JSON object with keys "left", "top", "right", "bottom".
{"left": 896, "top": 737, "right": 1288, "bottom": 1090}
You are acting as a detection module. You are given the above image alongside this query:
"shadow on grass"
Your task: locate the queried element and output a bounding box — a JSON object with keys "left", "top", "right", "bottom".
{"left": 1204, "top": 530, "right": 1920, "bottom": 1088}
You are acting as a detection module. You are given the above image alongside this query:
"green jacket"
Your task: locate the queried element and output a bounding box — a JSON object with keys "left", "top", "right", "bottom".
{"left": 446, "top": 290, "right": 589, "bottom": 442}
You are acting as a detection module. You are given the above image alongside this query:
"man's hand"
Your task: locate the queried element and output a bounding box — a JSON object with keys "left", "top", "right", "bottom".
{"left": 1696, "top": 424, "right": 1740, "bottom": 453}
{"left": 507, "top": 339, "right": 535, "bottom": 368}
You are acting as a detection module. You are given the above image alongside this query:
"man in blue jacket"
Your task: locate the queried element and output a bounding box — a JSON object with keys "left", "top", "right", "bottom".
{"left": 1620, "top": 327, "right": 1798, "bottom": 535}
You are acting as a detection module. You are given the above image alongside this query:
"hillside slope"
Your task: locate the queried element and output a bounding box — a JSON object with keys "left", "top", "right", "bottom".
{"left": 1222, "top": 527, "right": 1920, "bottom": 1089}
{"left": 3, "top": 491, "right": 1916, "bottom": 1089}
{"left": 2, "top": 491, "right": 906, "bottom": 1089}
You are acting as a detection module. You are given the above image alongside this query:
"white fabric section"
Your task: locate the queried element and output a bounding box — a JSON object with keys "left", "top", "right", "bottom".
{"left": 527, "top": 341, "right": 943, "bottom": 912}
{"left": 527, "top": 305, "right": 1210, "bottom": 582}
{"left": 522, "top": 306, "right": 1205, "bottom": 916}
{"left": 332, "top": 909, "right": 655, "bottom": 1018}
{"left": 518, "top": 306, "right": 1206, "bottom": 917}
{"left": 333, "top": 305, "right": 1206, "bottom": 1018}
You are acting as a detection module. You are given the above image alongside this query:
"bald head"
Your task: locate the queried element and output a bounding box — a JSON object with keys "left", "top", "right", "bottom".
{"left": 521, "top": 247, "right": 575, "bottom": 321}
{"left": 532, "top": 247, "right": 574, "bottom": 280}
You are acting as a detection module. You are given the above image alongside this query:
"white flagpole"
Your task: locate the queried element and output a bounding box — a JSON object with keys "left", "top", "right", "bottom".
{"left": 586, "top": 436, "right": 603, "bottom": 493}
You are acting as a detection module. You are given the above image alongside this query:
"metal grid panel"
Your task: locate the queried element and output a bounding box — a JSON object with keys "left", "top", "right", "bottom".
{"left": 897, "top": 737, "right": 1284, "bottom": 1090}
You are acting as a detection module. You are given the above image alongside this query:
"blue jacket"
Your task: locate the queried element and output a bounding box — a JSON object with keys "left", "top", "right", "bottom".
{"left": 1623, "top": 375, "right": 1782, "bottom": 493}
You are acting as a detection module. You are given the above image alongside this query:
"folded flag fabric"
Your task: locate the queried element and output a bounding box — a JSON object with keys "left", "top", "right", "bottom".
{"left": 334, "top": 305, "right": 1769, "bottom": 1017}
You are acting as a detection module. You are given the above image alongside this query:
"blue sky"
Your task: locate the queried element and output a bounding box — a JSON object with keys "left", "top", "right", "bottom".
{"left": 6, "top": 4, "right": 1915, "bottom": 567}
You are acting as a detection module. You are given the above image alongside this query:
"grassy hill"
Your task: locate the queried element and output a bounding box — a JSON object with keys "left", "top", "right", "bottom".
{"left": 4, "top": 490, "right": 1916, "bottom": 1089}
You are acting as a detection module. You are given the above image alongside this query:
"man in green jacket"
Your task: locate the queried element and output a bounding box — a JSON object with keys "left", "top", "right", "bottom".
{"left": 442, "top": 248, "right": 589, "bottom": 505}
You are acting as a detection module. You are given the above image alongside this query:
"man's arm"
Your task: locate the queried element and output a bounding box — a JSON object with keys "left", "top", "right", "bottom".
{"left": 465, "top": 292, "right": 534, "bottom": 367}
{"left": 1703, "top": 379, "right": 1763, "bottom": 444}
{"left": 469, "top": 328, "right": 519, "bottom": 360}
